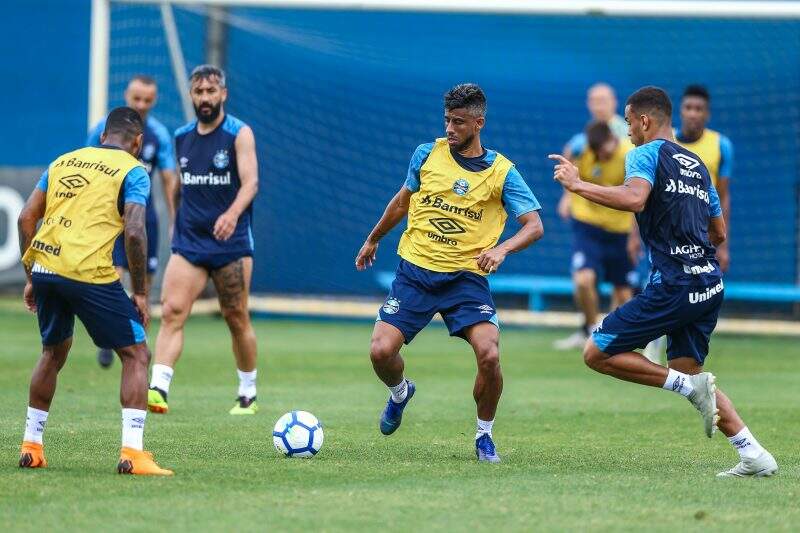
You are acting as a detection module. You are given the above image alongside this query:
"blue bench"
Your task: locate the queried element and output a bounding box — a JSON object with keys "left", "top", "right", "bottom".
{"left": 376, "top": 272, "right": 800, "bottom": 311}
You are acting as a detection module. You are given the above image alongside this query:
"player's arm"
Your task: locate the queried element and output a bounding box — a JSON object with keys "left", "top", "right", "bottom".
{"left": 122, "top": 167, "right": 152, "bottom": 327}
{"left": 214, "top": 126, "right": 258, "bottom": 241}
{"left": 17, "top": 178, "right": 47, "bottom": 312}
{"left": 476, "top": 167, "right": 544, "bottom": 273}
{"left": 715, "top": 135, "right": 733, "bottom": 270}
{"left": 161, "top": 169, "right": 178, "bottom": 222}
{"left": 549, "top": 154, "right": 651, "bottom": 212}
{"left": 355, "top": 186, "right": 413, "bottom": 271}
{"left": 707, "top": 182, "right": 726, "bottom": 247}
{"left": 155, "top": 128, "right": 179, "bottom": 221}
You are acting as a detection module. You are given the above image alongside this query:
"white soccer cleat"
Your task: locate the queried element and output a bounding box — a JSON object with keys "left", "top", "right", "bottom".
{"left": 553, "top": 331, "right": 588, "bottom": 351}
{"left": 686, "top": 372, "right": 719, "bottom": 438}
{"left": 717, "top": 450, "right": 778, "bottom": 478}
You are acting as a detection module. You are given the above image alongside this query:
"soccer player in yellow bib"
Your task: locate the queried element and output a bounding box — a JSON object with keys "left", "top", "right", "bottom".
{"left": 16, "top": 107, "right": 172, "bottom": 476}
{"left": 555, "top": 121, "right": 636, "bottom": 350}
{"left": 355, "top": 84, "right": 544, "bottom": 463}
{"left": 676, "top": 85, "right": 733, "bottom": 271}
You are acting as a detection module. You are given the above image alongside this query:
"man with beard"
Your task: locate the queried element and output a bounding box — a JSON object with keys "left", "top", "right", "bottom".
{"left": 355, "top": 83, "right": 544, "bottom": 463}
{"left": 147, "top": 65, "right": 260, "bottom": 416}
{"left": 87, "top": 75, "right": 177, "bottom": 369}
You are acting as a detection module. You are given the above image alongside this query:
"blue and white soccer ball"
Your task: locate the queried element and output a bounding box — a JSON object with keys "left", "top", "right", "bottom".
{"left": 272, "top": 411, "right": 324, "bottom": 458}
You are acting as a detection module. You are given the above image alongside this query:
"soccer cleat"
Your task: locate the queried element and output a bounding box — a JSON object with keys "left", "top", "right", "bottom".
{"left": 475, "top": 433, "right": 501, "bottom": 463}
{"left": 229, "top": 396, "right": 258, "bottom": 415}
{"left": 97, "top": 348, "right": 114, "bottom": 368}
{"left": 717, "top": 450, "right": 778, "bottom": 478}
{"left": 19, "top": 441, "right": 47, "bottom": 468}
{"left": 553, "top": 331, "right": 588, "bottom": 351}
{"left": 379, "top": 380, "right": 416, "bottom": 435}
{"left": 117, "top": 447, "right": 174, "bottom": 476}
{"left": 147, "top": 387, "right": 169, "bottom": 414}
{"left": 686, "top": 372, "right": 719, "bottom": 438}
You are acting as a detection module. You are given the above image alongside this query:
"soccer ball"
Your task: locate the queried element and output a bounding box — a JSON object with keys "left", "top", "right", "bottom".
{"left": 272, "top": 411, "right": 324, "bottom": 457}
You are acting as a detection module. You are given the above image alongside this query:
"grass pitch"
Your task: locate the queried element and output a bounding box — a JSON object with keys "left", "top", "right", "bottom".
{"left": 0, "top": 304, "right": 798, "bottom": 532}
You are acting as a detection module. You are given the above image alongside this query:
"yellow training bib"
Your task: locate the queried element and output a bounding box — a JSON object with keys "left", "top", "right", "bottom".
{"left": 676, "top": 128, "right": 722, "bottom": 187}
{"left": 398, "top": 138, "right": 512, "bottom": 275}
{"left": 22, "top": 146, "right": 143, "bottom": 283}
{"left": 571, "top": 139, "right": 634, "bottom": 234}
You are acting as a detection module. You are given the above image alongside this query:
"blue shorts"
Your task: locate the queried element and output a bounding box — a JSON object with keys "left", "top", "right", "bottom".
{"left": 378, "top": 259, "right": 499, "bottom": 344}
{"left": 112, "top": 212, "right": 159, "bottom": 273}
{"left": 174, "top": 248, "right": 252, "bottom": 272}
{"left": 571, "top": 219, "right": 635, "bottom": 287}
{"left": 592, "top": 280, "right": 724, "bottom": 365}
{"left": 32, "top": 272, "right": 146, "bottom": 349}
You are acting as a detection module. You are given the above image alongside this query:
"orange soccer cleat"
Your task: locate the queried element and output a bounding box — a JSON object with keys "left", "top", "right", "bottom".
{"left": 19, "top": 441, "right": 47, "bottom": 468}
{"left": 117, "top": 447, "right": 174, "bottom": 476}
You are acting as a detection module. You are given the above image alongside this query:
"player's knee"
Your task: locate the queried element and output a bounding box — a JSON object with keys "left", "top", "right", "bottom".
{"left": 116, "top": 343, "right": 149, "bottom": 366}
{"left": 160, "top": 298, "right": 187, "bottom": 325}
{"left": 476, "top": 344, "right": 500, "bottom": 374}
{"left": 574, "top": 269, "right": 596, "bottom": 290}
{"left": 369, "top": 336, "right": 397, "bottom": 364}
{"left": 583, "top": 341, "right": 607, "bottom": 372}
{"left": 41, "top": 345, "right": 69, "bottom": 370}
{"left": 221, "top": 306, "right": 251, "bottom": 335}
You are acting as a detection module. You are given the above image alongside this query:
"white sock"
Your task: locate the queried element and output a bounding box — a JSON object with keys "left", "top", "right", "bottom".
{"left": 23, "top": 406, "right": 49, "bottom": 444}
{"left": 729, "top": 426, "right": 765, "bottom": 460}
{"left": 237, "top": 369, "right": 257, "bottom": 399}
{"left": 662, "top": 369, "right": 694, "bottom": 397}
{"left": 121, "top": 408, "right": 146, "bottom": 450}
{"left": 388, "top": 378, "right": 408, "bottom": 403}
{"left": 476, "top": 418, "right": 494, "bottom": 439}
{"left": 150, "top": 364, "right": 174, "bottom": 394}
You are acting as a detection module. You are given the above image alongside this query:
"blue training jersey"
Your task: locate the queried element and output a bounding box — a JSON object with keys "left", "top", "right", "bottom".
{"left": 87, "top": 115, "right": 174, "bottom": 223}
{"left": 173, "top": 114, "right": 253, "bottom": 254}
{"left": 625, "top": 139, "right": 723, "bottom": 286}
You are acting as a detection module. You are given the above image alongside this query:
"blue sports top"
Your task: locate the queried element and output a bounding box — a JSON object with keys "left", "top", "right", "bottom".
{"left": 172, "top": 114, "right": 253, "bottom": 254}
{"left": 625, "top": 139, "right": 722, "bottom": 286}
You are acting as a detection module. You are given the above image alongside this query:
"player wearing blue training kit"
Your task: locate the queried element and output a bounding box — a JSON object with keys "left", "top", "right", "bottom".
{"left": 148, "top": 65, "right": 261, "bottom": 417}
{"left": 88, "top": 75, "right": 178, "bottom": 369}
{"left": 356, "top": 84, "right": 544, "bottom": 463}
{"left": 550, "top": 86, "right": 776, "bottom": 478}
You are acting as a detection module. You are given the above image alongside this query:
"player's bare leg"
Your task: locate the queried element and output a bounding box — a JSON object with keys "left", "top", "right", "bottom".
{"left": 669, "top": 357, "right": 777, "bottom": 477}
{"left": 148, "top": 254, "right": 208, "bottom": 413}
{"left": 114, "top": 342, "right": 172, "bottom": 475}
{"left": 464, "top": 322, "right": 502, "bottom": 463}
{"left": 611, "top": 285, "right": 632, "bottom": 310}
{"left": 211, "top": 257, "right": 259, "bottom": 414}
{"left": 555, "top": 268, "right": 598, "bottom": 350}
{"left": 370, "top": 321, "right": 415, "bottom": 435}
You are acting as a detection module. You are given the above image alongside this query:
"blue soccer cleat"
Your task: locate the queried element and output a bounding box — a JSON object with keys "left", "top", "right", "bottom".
{"left": 379, "top": 380, "right": 416, "bottom": 435}
{"left": 475, "top": 433, "right": 501, "bottom": 463}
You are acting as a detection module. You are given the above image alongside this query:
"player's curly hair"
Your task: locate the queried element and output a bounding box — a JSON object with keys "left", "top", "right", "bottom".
{"left": 190, "top": 64, "right": 226, "bottom": 87}
{"left": 444, "top": 83, "right": 486, "bottom": 117}
{"left": 626, "top": 86, "right": 672, "bottom": 122}
{"left": 103, "top": 106, "right": 143, "bottom": 142}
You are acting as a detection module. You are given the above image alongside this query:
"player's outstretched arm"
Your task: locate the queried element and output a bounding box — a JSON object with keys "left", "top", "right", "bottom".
{"left": 476, "top": 211, "right": 543, "bottom": 274}
{"left": 548, "top": 154, "right": 651, "bottom": 213}
{"left": 124, "top": 202, "right": 150, "bottom": 328}
{"left": 355, "top": 186, "right": 413, "bottom": 271}
{"left": 161, "top": 169, "right": 179, "bottom": 222}
{"left": 17, "top": 187, "right": 46, "bottom": 312}
{"left": 214, "top": 126, "right": 258, "bottom": 241}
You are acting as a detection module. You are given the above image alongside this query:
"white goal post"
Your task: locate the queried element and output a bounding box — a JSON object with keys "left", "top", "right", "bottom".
{"left": 88, "top": 0, "right": 800, "bottom": 128}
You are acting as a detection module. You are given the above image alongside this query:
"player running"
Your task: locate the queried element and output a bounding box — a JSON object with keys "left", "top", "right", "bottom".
{"left": 148, "top": 65, "right": 260, "bottom": 416}
{"left": 554, "top": 121, "right": 635, "bottom": 350}
{"left": 87, "top": 75, "right": 178, "bottom": 369}
{"left": 549, "top": 86, "right": 777, "bottom": 477}
{"left": 676, "top": 84, "right": 733, "bottom": 271}
{"left": 563, "top": 83, "right": 629, "bottom": 159}
{"left": 356, "top": 84, "right": 544, "bottom": 463}
{"left": 17, "top": 107, "right": 172, "bottom": 475}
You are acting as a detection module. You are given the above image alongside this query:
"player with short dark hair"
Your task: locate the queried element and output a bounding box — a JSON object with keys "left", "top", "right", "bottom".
{"left": 17, "top": 106, "right": 172, "bottom": 475}
{"left": 676, "top": 84, "right": 733, "bottom": 271}
{"left": 554, "top": 120, "right": 635, "bottom": 350}
{"left": 87, "top": 75, "right": 177, "bottom": 368}
{"left": 356, "top": 83, "right": 544, "bottom": 463}
{"left": 147, "top": 65, "right": 260, "bottom": 416}
{"left": 549, "top": 86, "right": 777, "bottom": 477}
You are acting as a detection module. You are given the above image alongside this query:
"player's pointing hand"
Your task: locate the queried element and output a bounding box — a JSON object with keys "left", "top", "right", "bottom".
{"left": 548, "top": 154, "right": 582, "bottom": 192}
{"left": 355, "top": 239, "right": 379, "bottom": 271}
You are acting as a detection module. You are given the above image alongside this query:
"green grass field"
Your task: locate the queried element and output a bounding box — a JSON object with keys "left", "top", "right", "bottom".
{"left": 1, "top": 303, "right": 799, "bottom": 532}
